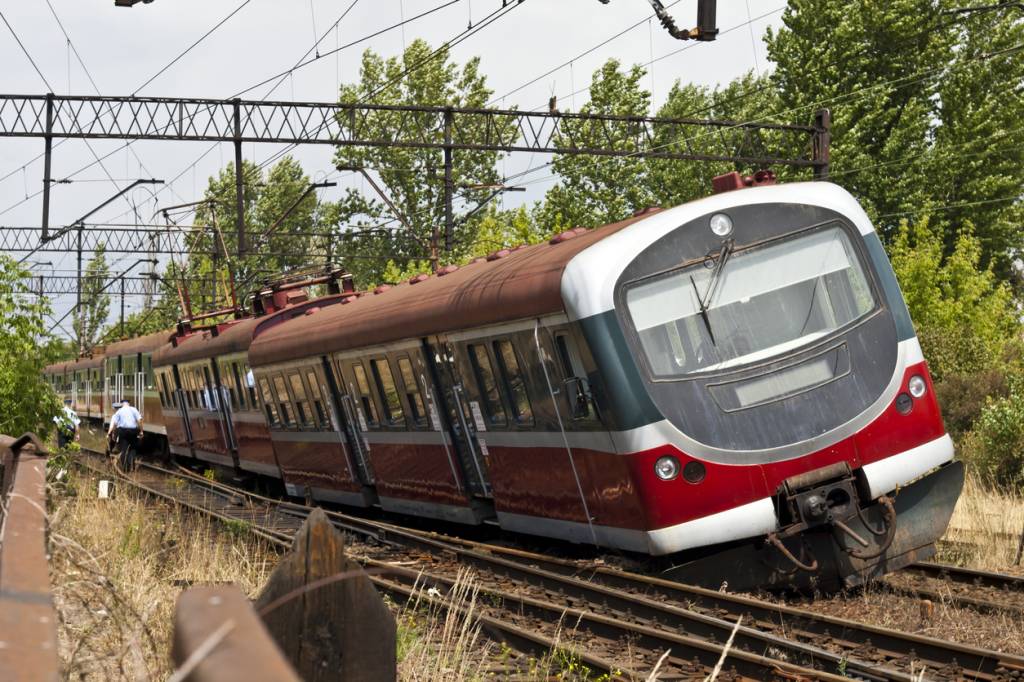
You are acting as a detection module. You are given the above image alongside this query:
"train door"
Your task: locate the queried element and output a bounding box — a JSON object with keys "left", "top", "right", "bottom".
{"left": 423, "top": 337, "right": 492, "bottom": 498}
{"left": 321, "top": 357, "right": 371, "bottom": 486}
{"left": 328, "top": 358, "right": 375, "bottom": 485}
{"left": 210, "top": 361, "right": 240, "bottom": 470}
{"left": 172, "top": 365, "right": 194, "bottom": 447}
{"left": 85, "top": 371, "right": 92, "bottom": 418}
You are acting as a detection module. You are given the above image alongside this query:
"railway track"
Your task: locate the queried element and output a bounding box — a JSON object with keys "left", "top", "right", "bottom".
{"left": 884, "top": 562, "right": 1024, "bottom": 618}
{"left": 69, "top": 449, "right": 1024, "bottom": 681}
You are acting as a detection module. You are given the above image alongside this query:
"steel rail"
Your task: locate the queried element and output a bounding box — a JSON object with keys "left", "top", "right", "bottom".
{"left": 73, "top": 451, "right": 856, "bottom": 681}
{"left": 161, "top": 458, "right": 1022, "bottom": 679}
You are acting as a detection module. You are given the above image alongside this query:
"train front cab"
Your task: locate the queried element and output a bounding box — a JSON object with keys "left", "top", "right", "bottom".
{"left": 562, "top": 181, "right": 964, "bottom": 589}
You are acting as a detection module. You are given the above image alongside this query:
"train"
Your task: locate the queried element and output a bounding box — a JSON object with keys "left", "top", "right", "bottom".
{"left": 44, "top": 175, "right": 964, "bottom": 590}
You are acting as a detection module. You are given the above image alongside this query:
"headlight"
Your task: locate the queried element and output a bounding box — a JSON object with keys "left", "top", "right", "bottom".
{"left": 709, "top": 213, "right": 733, "bottom": 237}
{"left": 654, "top": 456, "right": 680, "bottom": 481}
{"left": 908, "top": 375, "right": 927, "bottom": 398}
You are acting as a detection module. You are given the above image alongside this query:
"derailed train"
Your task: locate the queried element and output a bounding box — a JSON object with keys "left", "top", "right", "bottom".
{"left": 45, "top": 178, "right": 964, "bottom": 589}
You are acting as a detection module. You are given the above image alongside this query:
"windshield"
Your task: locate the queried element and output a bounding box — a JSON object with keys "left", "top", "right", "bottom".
{"left": 625, "top": 225, "right": 876, "bottom": 377}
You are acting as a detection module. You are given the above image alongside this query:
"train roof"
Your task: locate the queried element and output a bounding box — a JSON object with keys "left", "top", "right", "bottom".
{"left": 44, "top": 353, "right": 104, "bottom": 374}
{"left": 248, "top": 210, "right": 657, "bottom": 367}
{"left": 153, "top": 294, "right": 353, "bottom": 367}
{"left": 103, "top": 329, "right": 175, "bottom": 357}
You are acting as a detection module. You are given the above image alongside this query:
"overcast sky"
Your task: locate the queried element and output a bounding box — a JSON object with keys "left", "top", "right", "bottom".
{"left": 0, "top": 0, "right": 785, "bottom": 333}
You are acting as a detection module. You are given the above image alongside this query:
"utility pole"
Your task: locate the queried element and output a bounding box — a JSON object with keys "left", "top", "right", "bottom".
{"left": 443, "top": 108, "right": 454, "bottom": 253}
{"left": 233, "top": 99, "right": 246, "bottom": 258}
{"left": 120, "top": 275, "right": 126, "bottom": 339}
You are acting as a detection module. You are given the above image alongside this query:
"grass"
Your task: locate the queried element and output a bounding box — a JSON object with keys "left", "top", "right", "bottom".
{"left": 938, "top": 474, "right": 1024, "bottom": 571}
{"left": 50, "top": 459, "right": 1018, "bottom": 680}
{"left": 48, "top": 469, "right": 277, "bottom": 680}
{"left": 47, "top": 468, "right": 631, "bottom": 680}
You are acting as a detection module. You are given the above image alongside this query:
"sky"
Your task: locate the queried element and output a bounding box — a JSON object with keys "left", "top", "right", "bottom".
{"left": 0, "top": 0, "right": 786, "bottom": 334}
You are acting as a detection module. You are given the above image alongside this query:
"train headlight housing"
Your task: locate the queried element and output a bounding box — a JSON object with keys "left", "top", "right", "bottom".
{"left": 709, "top": 213, "right": 733, "bottom": 237}
{"left": 908, "top": 375, "right": 927, "bottom": 399}
{"left": 654, "top": 456, "right": 680, "bottom": 481}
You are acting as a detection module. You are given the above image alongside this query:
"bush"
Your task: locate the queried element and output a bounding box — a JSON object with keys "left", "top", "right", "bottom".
{"left": 936, "top": 369, "right": 1010, "bottom": 439}
{"left": 961, "top": 393, "right": 1024, "bottom": 488}
{"left": 889, "top": 217, "right": 1020, "bottom": 382}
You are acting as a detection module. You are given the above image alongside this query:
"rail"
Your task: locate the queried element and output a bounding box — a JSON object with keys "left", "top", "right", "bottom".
{"left": 75, "top": 448, "right": 1024, "bottom": 681}
{"left": 0, "top": 433, "right": 60, "bottom": 682}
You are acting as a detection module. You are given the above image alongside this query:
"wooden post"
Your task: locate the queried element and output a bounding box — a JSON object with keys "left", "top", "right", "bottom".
{"left": 255, "top": 508, "right": 396, "bottom": 682}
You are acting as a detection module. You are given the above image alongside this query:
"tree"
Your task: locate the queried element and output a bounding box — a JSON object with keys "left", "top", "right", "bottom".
{"left": 173, "top": 155, "right": 324, "bottom": 314}
{"left": 0, "top": 256, "right": 62, "bottom": 436}
{"left": 649, "top": 71, "right": 785, "bottom": 208}
{"left": 765, "top": 0, "right": 1024, "bottom": 273}
{"left": 330, "top": 39, "right": 502, "bottom": 285}
{"left": 73, "top": 242, "right": 110, "bottom": 353}
{"left": 888, "top": 216, "right": 1019, "bottom": 382}
{"left": 536, "top": 59, "right": 657, "bottom": 230}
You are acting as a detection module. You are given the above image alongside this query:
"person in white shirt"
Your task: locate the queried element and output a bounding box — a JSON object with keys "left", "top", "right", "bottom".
{"left": 108, "top": 398, "right": 143, "bottom": 470}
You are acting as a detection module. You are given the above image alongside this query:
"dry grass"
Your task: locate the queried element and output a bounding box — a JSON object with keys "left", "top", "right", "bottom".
{"left": 48, "top": 469, "right": 277, "bottom": 680}
{"left": 47, "top": 467, "right": 621, "bottom": 681}
{"left": 938, "top": 473, "right": 1024, "bottom": 571}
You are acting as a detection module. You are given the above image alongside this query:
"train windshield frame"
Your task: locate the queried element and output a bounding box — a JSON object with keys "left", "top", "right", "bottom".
{"left": 624, "top": 222, "right": 877, "bottom": 379}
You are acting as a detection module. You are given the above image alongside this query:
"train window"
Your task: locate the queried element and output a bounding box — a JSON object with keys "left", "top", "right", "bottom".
{"left": 242, "top": 363, "right": 258, "bottom": 409}
{"left": 258, "top": 377, "right": 280, "bottom": 427}
{"left": 143, "top": 355, "right": 155, "bottom": 390}
{"left": 156, "top": 375, "right": 166, "bottom": 408}
{"left": 370, "top": 359, "right": 404, "bottom": 427}
{"left": 554, "top": 333, "right": 592, "bottom": 419}
{"left": 230, "top": 362, "right": 245, "bottom": 410}
{"left": 467, "top": 344, "right": 507, "bottom": 426}
{"left": 273, "top": 375, "right": 296, "bottom": 428}
{"left": 397, "top": 357, "right": 427, "bottom": 428}
{"left": 493, "top": 340, "right": 534, "bottom": 425}
{"left": 170, "top": 372, "right": 180, "bottom": 408}
{"left": 351, "top": 363, "right": 380, "bottom": 427}
{"left": 288, "top": 372, "right": 314, "bottom": 428}
{"left": 305, "top": 369, "right": 329, "bottom": 428}
{"left": 203, "top": 366, "right": 218, "bottom": 410}
{"left": 219, "top": 362, "right": 237, "bottom": 410}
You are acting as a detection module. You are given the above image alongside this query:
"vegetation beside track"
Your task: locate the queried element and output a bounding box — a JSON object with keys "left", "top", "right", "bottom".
{"left": 48, "top": 463, "right": 627, "bottom": 681}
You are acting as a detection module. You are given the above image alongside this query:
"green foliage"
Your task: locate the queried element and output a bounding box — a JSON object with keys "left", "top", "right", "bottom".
{"left": 72, "top": 242, "right": 111, "bottom": 353}
{"left": 962, "top": 393, "right": 1024, "bottom": 487}
{"left": 0, "top": 256, "right": 62, "bottom": 437}
{"left": 537, "top": 59, "right": 656, "bottom": 229}
{"left": 888, "top": 216, "right": 1020, "bottom": 381}
{"left": 766, "top": 0, "right": 1024, "bottom": 270}
{"left": 162, "top": 156, "right": 327, "bottom": 318}
{"left": 331, "top": 39, "right": 501, "bottom": 284}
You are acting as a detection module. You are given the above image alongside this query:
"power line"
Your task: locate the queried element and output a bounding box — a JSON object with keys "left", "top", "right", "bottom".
{"left": 133, "top": 0, "right": 255, "bottom": 95}
{"left": 0, "top": 9, "right": 55, "bottom": 90}
{"left": 487, "top": 0, "right": 684, "bottom": 106}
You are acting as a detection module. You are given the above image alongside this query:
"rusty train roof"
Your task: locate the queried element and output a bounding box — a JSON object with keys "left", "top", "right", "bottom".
{"left": 103, "top": 330, "right": 175, "bottom": 357}
{"left": 248, "top": 212, "right": 656, "bottom": 367}
{"left": 153, "top": 293, "right": 354, "bottom": 367}
{"left": 44, "top": 354, "right": 104, "bottom": 374}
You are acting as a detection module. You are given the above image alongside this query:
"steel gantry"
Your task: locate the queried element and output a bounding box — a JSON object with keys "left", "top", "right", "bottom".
{"left": 0, "top": 93, "right": 832, "bottom": 253}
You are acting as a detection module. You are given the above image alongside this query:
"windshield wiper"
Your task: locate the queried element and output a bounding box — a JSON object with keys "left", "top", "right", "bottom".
{"left": 689, "top": 275, "right": 715, "bottom": 345}
{"left": 692, "top": 239, "right": 735, "bottom": 346}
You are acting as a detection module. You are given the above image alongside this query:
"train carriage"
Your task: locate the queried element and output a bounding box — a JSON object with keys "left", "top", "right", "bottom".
{"left": 152, "top": 284, "right": 355, "bottom": 480}
{"left": 247, "top": 180, "right": 962, "bottom": 589}
{"left": 49, "top": 177, "right": 963, "bottom": 590}
{"left": 101, "top": 331, "right": 173, "bottom": 438}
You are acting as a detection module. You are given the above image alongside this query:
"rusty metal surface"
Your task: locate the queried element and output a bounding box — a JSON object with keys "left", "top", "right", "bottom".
{"left": 249, "top": 212, "right": 652, "bottom": 367}
{"left": 0, "top": 434, "right": 60, "bottom": 682}
{"left": 172, "top": 586, "right": 301, "bottom": 682}
{"left": 103, "top": 329, "right": 175, "bottom": 358}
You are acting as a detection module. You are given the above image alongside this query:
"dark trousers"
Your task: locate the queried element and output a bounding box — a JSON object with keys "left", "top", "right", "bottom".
{"left": 116, "top": 427, "right": 140, "bottom": 470}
